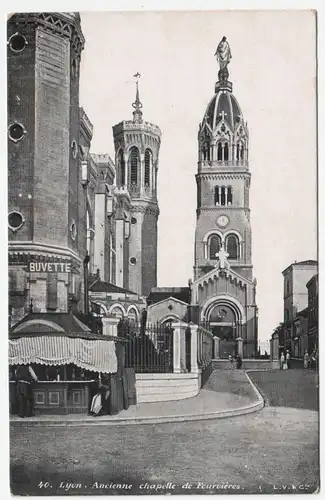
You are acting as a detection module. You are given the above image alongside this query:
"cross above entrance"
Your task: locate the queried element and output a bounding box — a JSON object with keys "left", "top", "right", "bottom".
{"left": 215, "top": 244, "right": 230, "bottom": 269}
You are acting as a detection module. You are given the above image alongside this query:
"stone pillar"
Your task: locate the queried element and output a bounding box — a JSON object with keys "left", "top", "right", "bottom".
{"left": 236, "top": 336, "right": 244, "bottom": 358}
{"left": 124, "top": 152, "right": 129, "bottom": 186}
{"left": 172, "top": 321, "right": 187, "bottom": 373}
{"left": 140, "top": 153, "right": 144, "bottom": 196}
{"left": 189, "top": 323, "right": 199, "bottom": 373}
{"left": 272, "top": 333, "right": 279, "bottom": 360}
{"left": 213, "top": 336, "right": 220, "bottom": 359}
{"left": 102, "top": 316, "right": 120, "bottom": 337}
{"left": 115, "top": 219, "right": 124, "bottom": 288}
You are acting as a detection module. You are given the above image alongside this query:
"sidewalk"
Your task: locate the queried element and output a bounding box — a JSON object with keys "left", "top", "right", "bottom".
{"left": 10, "top": 370, "right": 264, "bottom": 427}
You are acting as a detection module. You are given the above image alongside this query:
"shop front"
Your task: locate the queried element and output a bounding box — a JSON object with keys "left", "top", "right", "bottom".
{"left": 9, "top": 317, "right": 132, "bottom": 416}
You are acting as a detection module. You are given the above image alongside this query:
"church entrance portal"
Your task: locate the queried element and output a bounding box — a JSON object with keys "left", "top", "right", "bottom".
{"left": 206, "top": 302, "right": 241, "bottom": 359}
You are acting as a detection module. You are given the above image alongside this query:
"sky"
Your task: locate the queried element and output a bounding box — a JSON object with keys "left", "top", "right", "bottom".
{"left": 78, "top": 10, "right": 317, "bottom": 342}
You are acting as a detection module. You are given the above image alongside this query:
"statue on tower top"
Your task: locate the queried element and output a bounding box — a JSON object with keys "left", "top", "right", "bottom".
{"left": 215, "top": 36, "right": 232, "bottom": 82}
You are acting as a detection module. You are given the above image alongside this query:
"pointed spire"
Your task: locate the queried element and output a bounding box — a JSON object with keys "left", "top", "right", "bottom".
{"left": 132, "top": 72, "right": 143, "bottom": 123}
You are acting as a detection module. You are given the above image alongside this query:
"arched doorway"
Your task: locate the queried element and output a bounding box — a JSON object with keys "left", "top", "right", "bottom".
{"left": 204, "top": 301, "right": 243, "bottom": 359}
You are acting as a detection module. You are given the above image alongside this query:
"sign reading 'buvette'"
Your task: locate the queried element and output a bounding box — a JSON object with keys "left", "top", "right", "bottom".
{"left": 28, "top": 262, "right": 71, "bottom": 273}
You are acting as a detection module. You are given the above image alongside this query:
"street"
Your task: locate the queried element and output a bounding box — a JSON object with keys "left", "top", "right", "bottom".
{"left": 10, "top": 370, "right": 319, "bottom": 495}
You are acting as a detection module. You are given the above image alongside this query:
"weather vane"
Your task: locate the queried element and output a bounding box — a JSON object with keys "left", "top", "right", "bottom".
{"left": 133, "top": 72, "right": 141, "bottom": 82}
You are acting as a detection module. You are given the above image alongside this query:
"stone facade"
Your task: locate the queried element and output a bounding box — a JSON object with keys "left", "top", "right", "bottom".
{"left": 281, "top": 260, "right": 318, "bottom": 356}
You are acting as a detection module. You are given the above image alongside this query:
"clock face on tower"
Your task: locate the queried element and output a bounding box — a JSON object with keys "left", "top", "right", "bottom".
{"left": 216, "top": 215, "right": 229, "bottom": 228}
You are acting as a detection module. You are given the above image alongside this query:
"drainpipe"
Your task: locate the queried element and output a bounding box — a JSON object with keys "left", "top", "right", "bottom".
{"left": 83, "top": 252, "right": 90, "bottom": 316}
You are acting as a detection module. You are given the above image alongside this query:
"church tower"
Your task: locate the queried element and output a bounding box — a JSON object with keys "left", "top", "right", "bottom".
{"left": 194, "top": 44, "right": 252, "bottom": 281}
{"left": 112, "top": 76, "right": 161, "bottom": 297}
{"left": 191, "top": 38, "right": 258, "bottom": 358}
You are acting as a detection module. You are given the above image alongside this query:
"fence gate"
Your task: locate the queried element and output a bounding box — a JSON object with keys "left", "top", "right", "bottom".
{"left": 118, "top": 319, "right": 174, "bottom": 373}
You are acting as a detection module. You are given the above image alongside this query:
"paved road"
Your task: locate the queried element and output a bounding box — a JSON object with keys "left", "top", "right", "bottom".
{"left": 10, "top": 370, "right": 319, "bottom": 496}
{"left": 248, "top": 369, "right": 318, "bottom": 411}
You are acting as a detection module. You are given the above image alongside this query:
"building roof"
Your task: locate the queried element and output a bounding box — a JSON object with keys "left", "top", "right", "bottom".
{"left": 147, "top": 287, "right": 190, "bottom": 305}
{"left": 294, "top": 307, "right": 309, "bottom": 319}
{"left": 306, "top": 274, "right": 318, "bottom": 288}
{"left": 10, "top": 312, "right": 91, "bottom": 336}
{"left": 204, "top": 90, "right": 244, "bottom": 131}
{"left": 89, "top": 279, "right": 137, "bottom": 296}
{"left": 282, "top": 260, "right": 318, "bottom": 275}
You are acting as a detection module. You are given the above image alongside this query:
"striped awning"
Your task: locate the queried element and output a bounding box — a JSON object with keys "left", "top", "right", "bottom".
{"left": 8, "top": 335, "right": 117, "bottom": 374}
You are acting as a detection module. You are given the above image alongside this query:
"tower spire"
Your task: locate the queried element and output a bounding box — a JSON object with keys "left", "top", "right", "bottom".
{"left": 132, "top": 72, "right": 143, "bottom": 123}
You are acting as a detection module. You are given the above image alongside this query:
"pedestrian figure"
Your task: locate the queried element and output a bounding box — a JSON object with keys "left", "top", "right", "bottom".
{"left": 15, "top": 364, "right": 38, "bottom": 418}
{"left": 286, "top": 350, "right": 291, "bottom": 369}
{"left": 89, "top": 373, "right": 111, "bottom": 417}
{"left": 236, "top": 355, "right": 242, "bottom": 369}
{"left": 304, "top": 350, "right": 309, "bottom": 369}
{"left": 280, "top": 351, "right": 285, "bottom": 370}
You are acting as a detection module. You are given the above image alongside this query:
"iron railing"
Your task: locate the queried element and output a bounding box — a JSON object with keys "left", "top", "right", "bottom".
{"left": 197, "top": 326, "right": 213, "bottom": 369}
{"left": 118, "top": 319, "right": 174, "bottom": 373}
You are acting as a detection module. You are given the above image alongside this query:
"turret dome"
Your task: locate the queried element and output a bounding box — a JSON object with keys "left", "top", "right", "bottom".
{"left": 197, "top": 49, "right": 248, "bottom": 166}
{"left": 204, "top": 90, "right": 245, "bottom": 131}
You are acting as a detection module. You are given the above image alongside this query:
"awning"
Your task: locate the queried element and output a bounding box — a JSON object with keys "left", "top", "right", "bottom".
{"left": 8, "top": 335, "right": 117, "bottom": 374}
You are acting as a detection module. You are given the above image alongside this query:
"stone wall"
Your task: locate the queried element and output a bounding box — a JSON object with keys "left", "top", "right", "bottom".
{"left": 8, "top": 21, "right": 36, "bottom": 242}
{"left": 34, "top": 27, "right": 70, "bottom": 246}
{"left": 135, "top": 373, "right": 200, "bottom": 403}
{"left": 141, "top": 209, "right": 157, "bottom": 296}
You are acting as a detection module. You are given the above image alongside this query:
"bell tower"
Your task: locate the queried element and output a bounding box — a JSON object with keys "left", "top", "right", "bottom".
{"left": 112, "top": 74, "right": 161, "bottom": 296}
{"left": 194, "top": 39, "right": 252, "bottom": 282}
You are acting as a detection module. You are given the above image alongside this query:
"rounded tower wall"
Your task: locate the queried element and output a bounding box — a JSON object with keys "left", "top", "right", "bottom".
{"left": 8, "top": 13, "right": 86, "bottom": 320}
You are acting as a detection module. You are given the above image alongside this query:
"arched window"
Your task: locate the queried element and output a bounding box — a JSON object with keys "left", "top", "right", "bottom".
{"left": 209, "top": 234, "right": 222, "bottom": 260}
{"left": 226, "top": 234, "right": 239, "bottom": 259}
{"left": 129, "top": 147, "right": 139, "bottom": 185}
{"left": 240, "top": 145, "right": 244, "bottom": 160}
{"left": 110, "top": 307, "right": 124, "bottom": 320}
{"left": 144, "top": 149, "right": 151, "bottom": 186}
{"left": 128, "top": 308, "right": 138, "bottom": 326}
{"left": 224, "top": 142, "right": 229, "bottom": 161}
{"left": 217, "top": 143, "right": 222, "bottom": 161}
{"left": 209, "top": 304, "right": 236, "bottom": 324}
{"left": 214, "top": 186, "right": 220, "bottom": 205}
{"left": 227, "top": 186, "right": 233, "bottom": 205}
{"left": 215, "top": 186, "right": 230, "bottom": 206}
{"left": 220, "top": 186, "right": 226, "bottom": 206}
{"left": 118, "top": 150, "right": 125, "bottom": 186}
{"left": 202, "top": 141, "right": 210, "bottom": 161}
{"left": 236, "top": 143, "right": 240, "bottom": 160}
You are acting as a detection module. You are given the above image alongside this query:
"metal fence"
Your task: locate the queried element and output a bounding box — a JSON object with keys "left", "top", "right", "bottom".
{"left": 118, "top": 320, "right": 174, "bottom": 373}
{"left": 197, "top": 326, "right": 213, "bottom": 369}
